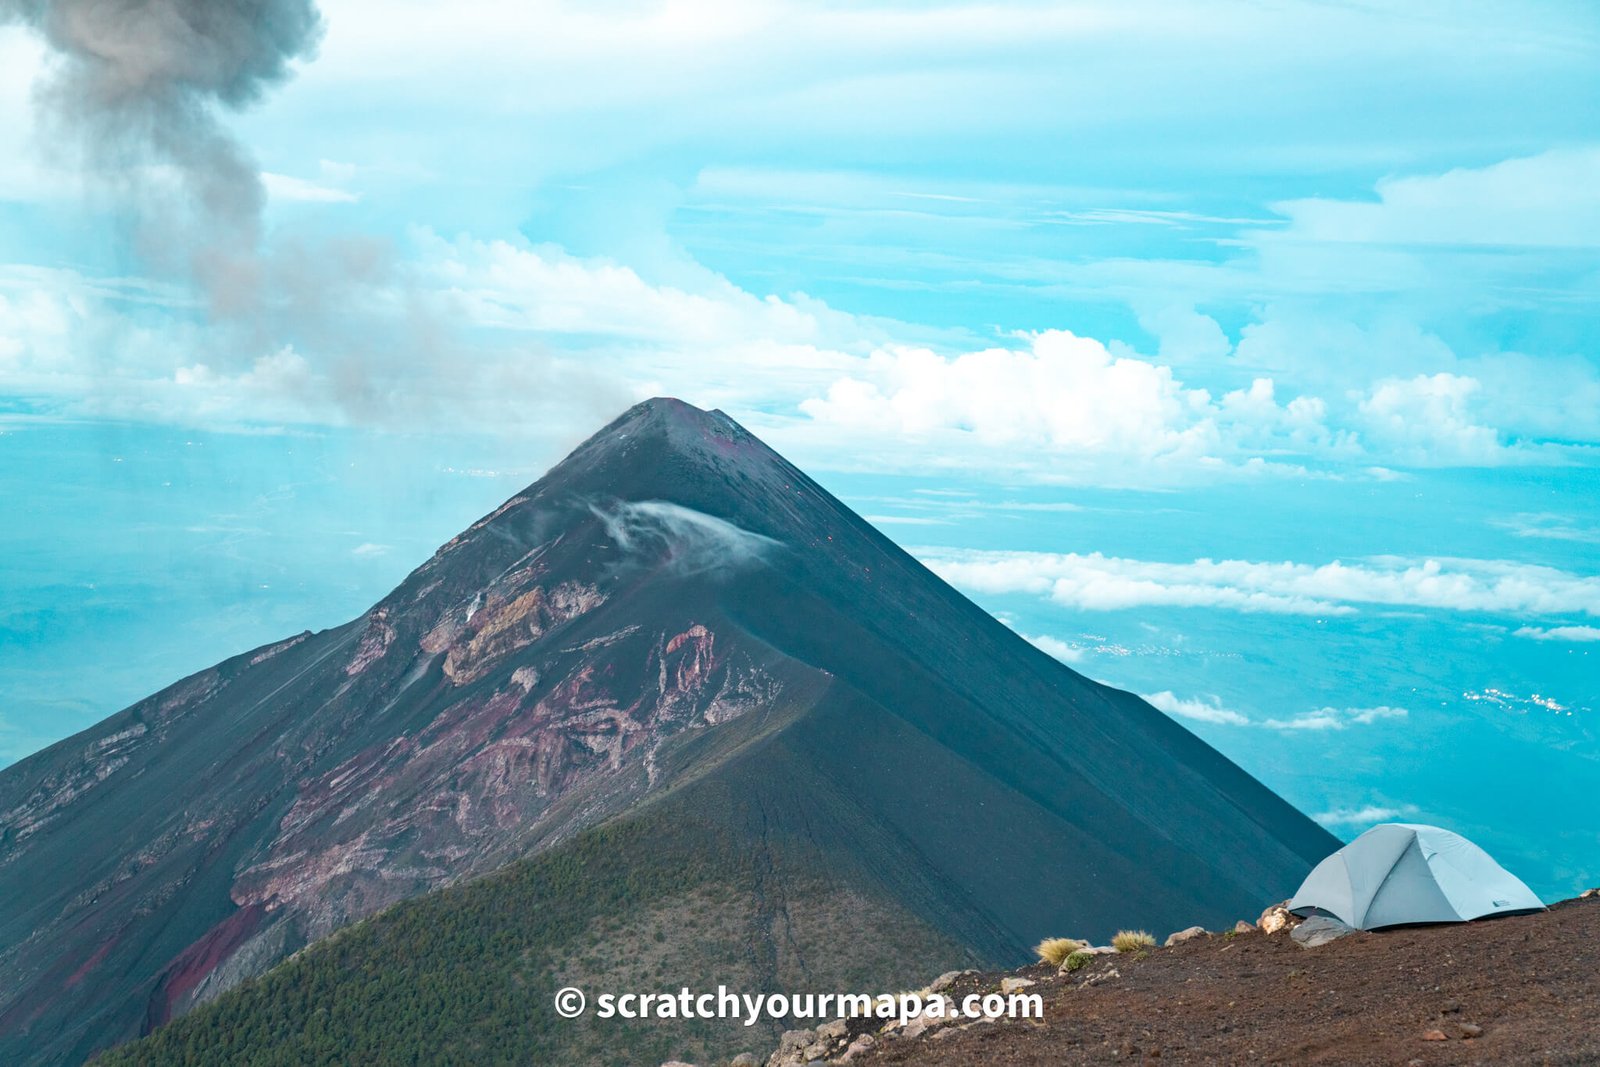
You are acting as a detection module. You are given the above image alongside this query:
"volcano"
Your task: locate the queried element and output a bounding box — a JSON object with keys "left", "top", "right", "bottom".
{"left": 0, "top": 399, "right": 1336, "bottom": 1065}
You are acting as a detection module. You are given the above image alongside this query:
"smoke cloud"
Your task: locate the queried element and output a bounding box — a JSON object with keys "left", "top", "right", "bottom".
{"left": 593, "top": 500, "right": 783, "bottom": 579}
{"left": 2, "top": 0, "right": 637, "bottom": 434}
{"left": 0, "top": 0, "right": 322, "bottom": 313}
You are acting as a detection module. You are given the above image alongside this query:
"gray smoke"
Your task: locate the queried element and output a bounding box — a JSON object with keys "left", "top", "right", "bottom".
{"left": 1, "top": 0, "right": 323, "bottom": 313}
{"left": 2, "top": 0, "right": 634, "bottom": 433}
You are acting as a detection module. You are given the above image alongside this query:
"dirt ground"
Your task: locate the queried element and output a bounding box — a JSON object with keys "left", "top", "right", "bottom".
{"left": 862, "top": 896, "right": 1600, "bottom": 1066}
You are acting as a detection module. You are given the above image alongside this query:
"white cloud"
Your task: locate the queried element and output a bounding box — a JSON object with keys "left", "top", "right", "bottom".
{"left": 1135, "top": 303, "right": 1234, "bottom": 365}
{"left": 1515, "top": 625, "right": 1600, "bottom": 643}
{"left": 594, "top": 500, "right": 781, "bottom": 577}
{"left": 1357, "top": 373, "right": 1507, "bottom": 465}
{"left": 918, "top": 548, "right": 1600, "bottom": 618}
{"left": 1272, "top": 147, "right": 1600, "bottom": 249}
{"left": 263, "top": 172, "right": 359, "bottom": 204}
{"left": 1492, "top": 513, "right": 1600, "bottom": 544}
{"left": 1462, "top": 353, "right": 1600, "bottom": 445}
{"left": 862, "top": 514, "right": 952, "bottom": 526}
{"left": 0, "top": 233, "right": 878, "bottom": 433}
{"left": 1023, "top": 633, "right": 1085, "bottom": 663}
{"left": 421, "top": 233, "right": 876, "bottom": 361}
{"left": 1141, "top": 692, "right": 1407, "bottom": 731}
{"left": 351, "top": 542, "right": 391, "bottom": 557}
{"left": 1142, "top": 690, "right": 1250, "bottom": 726}
{"left": 1233, "top": 311, "right": 1459, "bottom": 389}
{"left": 796, "top": 330, "right": 1339, "bottom": 478}
{"left": 798, "top": 331, "right": 1213, "bottom": 455}
{"left": 1314, "top": 804, "right": 1418, "bottom": 827}
{"left": 1263, "top": 706, "right": 1407, "bottom": 731}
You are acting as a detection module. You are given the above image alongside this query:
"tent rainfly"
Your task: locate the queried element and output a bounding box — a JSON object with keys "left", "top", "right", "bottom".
{"left": 1289, "top": 823, "right": 1545, "bottom": 931}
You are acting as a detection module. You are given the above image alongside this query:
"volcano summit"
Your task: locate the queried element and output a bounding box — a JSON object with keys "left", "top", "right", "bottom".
{"left": 0, "top": 399, "right": 1336, "bottom": 1065}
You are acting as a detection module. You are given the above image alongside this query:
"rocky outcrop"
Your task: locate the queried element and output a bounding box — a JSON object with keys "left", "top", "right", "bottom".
{"left": 232, "top": 621, "right": 786, "bottom": 936}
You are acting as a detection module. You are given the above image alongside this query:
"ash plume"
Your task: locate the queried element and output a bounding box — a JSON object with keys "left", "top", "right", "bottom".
{"left": 1, "top": 0, "right": 323, "bottom": 314}
{"left": 1, "top": 0, "right": 633, "bottom": 434}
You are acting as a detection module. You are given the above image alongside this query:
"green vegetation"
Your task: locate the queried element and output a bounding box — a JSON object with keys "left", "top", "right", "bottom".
{"left": 1061, "top": 950, "right": 1094, "bottom": 973}
{"left": 96, "top": 778, "right": 975, "bottom": 1067}
{"left": 99, "top": 812, "right": 738, "bottom": 1067}
{"left": 1033, "top": 937, "right": 1087, "bottom": 967}
{"left": 1111, "top": 930, "right": 1156, "bottom": 953}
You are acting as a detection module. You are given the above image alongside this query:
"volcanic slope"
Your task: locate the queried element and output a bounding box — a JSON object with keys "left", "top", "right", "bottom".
{"left": 0, "top": 398, "right": 1336, "bottom": 1065}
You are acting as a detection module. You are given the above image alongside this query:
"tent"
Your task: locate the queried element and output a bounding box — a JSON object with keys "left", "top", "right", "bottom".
{"left": 1289, "top": 823, "right": 1545, "bottom": 930}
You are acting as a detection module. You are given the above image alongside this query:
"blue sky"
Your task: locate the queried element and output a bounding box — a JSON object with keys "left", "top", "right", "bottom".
{"left": 1, "top": 0, "right": 1597, "bottom": 894}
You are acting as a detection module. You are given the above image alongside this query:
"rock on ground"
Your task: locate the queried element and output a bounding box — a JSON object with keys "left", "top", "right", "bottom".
{"left": 1257, "top": 900, "right": 1296, "bottom": 934}
{"left": 1165, "top": 925, "right": 1208, "bottom": 946}
{"left": 1291, "top": 914, "right": 1358, "bottom": 948}
{"left": 928, "top": 969, "right": 973, "bottom": 993}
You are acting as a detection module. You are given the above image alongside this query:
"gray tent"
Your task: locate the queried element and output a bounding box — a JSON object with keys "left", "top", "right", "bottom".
{"left": 1289, "top": 823, "right": 1544, "bottom": 930}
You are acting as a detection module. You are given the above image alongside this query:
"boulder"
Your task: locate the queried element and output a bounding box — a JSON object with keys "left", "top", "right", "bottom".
{"left": 815, "top": 1019, "right": 849, "bottom": 1042}
{"left": 1000, "top": 976, "right": 1036, "bottom": 994}
{"left": 837, "top": 1034, "right": 876, "bottom": 1063}
{"left": 928, "top": 969, "right": 973, "bottom": 993}
{"left": 1257, "top": 901, "right": 1295, "bottom": 935}
{"left": 1232, "top": 920, "right": 1255, "bottom": 935}
{"left": 731, "top": 1056, "right": 760, "bottom": 1067}
{"left": 1290, "top": 914, "right": 1357, "bottom": 948}
{"left": 1580, "top": 887, "right": 1599, "bottom": 900}
{"left": 1165, "top": 925, "right": 1207, "bottom": 946}
{"left": 765, "top": 1029, "right": 817, "bottom": 1067}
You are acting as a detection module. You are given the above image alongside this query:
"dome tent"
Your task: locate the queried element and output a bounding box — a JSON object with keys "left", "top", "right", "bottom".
{"left": 1289, "top": 823, "right": 1544, "bottom": 931}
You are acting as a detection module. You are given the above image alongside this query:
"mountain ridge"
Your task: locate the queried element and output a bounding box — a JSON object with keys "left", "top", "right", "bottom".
{"left": 0, "top": 397, "right": 1336, "bottom": 1066}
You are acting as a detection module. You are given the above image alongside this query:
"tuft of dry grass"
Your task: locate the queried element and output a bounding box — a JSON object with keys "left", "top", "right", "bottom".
{"left": 1112, "top": 930, "right": 1156, "bottom": 953}
{"left": 1034, "top": 937, "right": 1089, "bottom": 967}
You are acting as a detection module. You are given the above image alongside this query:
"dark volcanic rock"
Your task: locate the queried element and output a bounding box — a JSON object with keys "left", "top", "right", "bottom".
{"left": 0, "top": 398, "right": 1337, "bottom": 1066}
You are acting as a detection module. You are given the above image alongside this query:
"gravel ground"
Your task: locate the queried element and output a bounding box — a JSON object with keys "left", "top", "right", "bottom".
{"left": 861, "top": 896, "right": 1600, "bottom": 1066}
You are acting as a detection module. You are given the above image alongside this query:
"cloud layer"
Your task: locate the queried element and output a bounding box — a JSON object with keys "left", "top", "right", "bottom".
{"left": 920, "top": 549, "right": 1600, "bottom": 618}
{"left": 1313, "top": 804, "right": 1419, "bottom": 828}
{"left": 1142, "top": 691, "right": 1408, "bottom": 732}
{"left": 0, "top": 2, "right": 1596, "bottom": 492}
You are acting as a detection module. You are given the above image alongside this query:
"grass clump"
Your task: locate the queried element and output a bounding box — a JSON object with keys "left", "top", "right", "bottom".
{"left": 1112, "top": 930, "right": 1156, "bottom": 953}
{"left": 1061, "top": 950, "right": 1094, "bottom": 973}
{"left": 1034, "top": 937, "right": 1089, "bottom": 967}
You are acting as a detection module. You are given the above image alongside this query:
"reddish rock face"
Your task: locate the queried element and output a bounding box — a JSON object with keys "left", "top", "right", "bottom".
{"left": 0, "top": 398, "right": 1338, "bottom": 1067}
{"left": 229, "top": 617, "right": 782, "bottom": 935}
